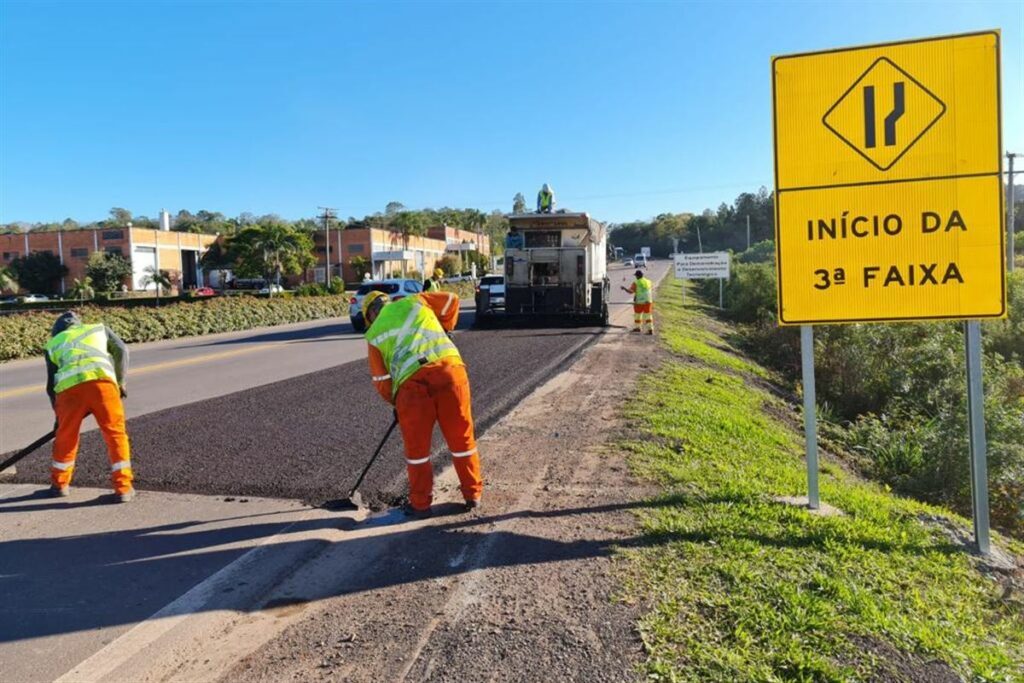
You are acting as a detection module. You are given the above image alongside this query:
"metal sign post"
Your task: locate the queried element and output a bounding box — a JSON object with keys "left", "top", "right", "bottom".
{"left": 800, "top": 325, "right": 820, "bottom": 509}
{"left": 964, "top": 321, "right": 991, "bottom": 554}
{"left": 718, "top": 278, "right": 724, "bottom": 309}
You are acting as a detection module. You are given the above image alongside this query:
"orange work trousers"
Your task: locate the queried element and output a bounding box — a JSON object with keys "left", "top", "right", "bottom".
{"left": 52, "top": 379, "right": 133, "bottom": 494}
{"left": 633, "top": 302, "right": 654, "bottom": 330}
{"left": 395, "top": 362, "right": 482, "bottom": 511}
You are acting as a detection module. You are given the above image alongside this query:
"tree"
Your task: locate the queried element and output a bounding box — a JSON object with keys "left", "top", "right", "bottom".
{"left": 85, "top": 252, "right": 133, "bottom": 293}
{"left": 8, "top": 252, "right": 67, "bottom": 294}
{"left": 349, "top": 255, "right": 371, "bottom": 281}
{"left": 200, "top": 237, "right": 237, "bottom": 287}
{"left": 385, "top": 201, "right": 406, "bottom": 216}
{"left": 69, "top": 276, "right": 95, "bottom": 303}
{"left": 109, "top": 207, "right": 132, "bottom": 226}
{"left": 140, "top": 266, "right": 174, "bottom": 304}
{"left": 512, "top": 193, "right": 527, "bottom": 214}
{"left": 232, "top": 223, "right": 315, "bottom": 289}
{"left": 0, "top": 265, "right": 19, "bottom": 293}
{"left": 390, "top": 211, "right": 428, "bottom": 274}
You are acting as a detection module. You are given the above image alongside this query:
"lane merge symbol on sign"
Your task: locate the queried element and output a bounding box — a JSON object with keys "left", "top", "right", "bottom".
{"left": 823, "top": 57, "right": 946, "bottom": 172}
{"left": 772, "top": 31, "right": 1004, "bottom": 325}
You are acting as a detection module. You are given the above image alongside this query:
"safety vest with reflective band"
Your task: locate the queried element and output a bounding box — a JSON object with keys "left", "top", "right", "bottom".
{"left": 633, "top": 277, "right": 653, "bottom": 304}
{"left": 367, "top": 297, "right": 462, "bottom": 397}
{"left": 538, "top": 190, "right": 552, "bottom": 209}
{"left": 45, "top": 324, "right": 118, "bottom": 394}
{"left": 425, "top": 278, "right": 441, "bottom": 292}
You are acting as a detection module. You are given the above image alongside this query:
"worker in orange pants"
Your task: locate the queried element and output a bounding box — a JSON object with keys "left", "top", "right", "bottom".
{"left": 622, "top": 269, "right": 655, "bottom": 334}
{"left": 362, "top": 289, "right": 482, "bottom": 518}
{"left": 45, "top": 311, "right": 135, "bottom": 502}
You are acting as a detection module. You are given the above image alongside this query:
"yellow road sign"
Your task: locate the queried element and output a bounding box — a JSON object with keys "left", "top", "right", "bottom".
{"left": 772, "top": 31, "right": 1005, "bottom": 324}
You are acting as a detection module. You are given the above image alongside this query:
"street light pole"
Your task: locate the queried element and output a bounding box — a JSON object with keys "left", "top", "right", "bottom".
{"left": 318, "top": 206, "right": 336, "bottom": 284}
{"left": 1008, "top": 153, "right": 1017, "bottom": 273}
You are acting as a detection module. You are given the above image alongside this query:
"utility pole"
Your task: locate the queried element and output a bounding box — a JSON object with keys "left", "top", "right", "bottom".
{"left": 746, "top": 214, "right": 751, "bottom": 251}
{"left": 318, "top": 207, "right": 336, "bottom": 284}
{"left": 696, "top": 224, "right": 703, "bottom": 253}
{"left": 1008, "top": 153, "right": 1017, "bottom": 273}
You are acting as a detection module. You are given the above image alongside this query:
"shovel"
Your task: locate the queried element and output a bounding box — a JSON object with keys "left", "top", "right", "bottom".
{"left": 0, "top": 429, "right": 57, "bottom": 477}
{"left": 339, "top": 416, "right": 399, "bottom": 511}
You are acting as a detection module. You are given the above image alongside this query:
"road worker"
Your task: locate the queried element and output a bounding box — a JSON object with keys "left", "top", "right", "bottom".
{"left": 536, "top": 183, "right": 555, "bottom": 213}
{"left": 621, "top": 270, "right": 655, "bottom": 334}
{"left": 424, "top": 268, "right": 444, "bottom": 292}
{"left": 505, "top": 225, "right": 524, "bottom": 250}
{"left": 45, "top": 311, "right": 135, "bottom": 502}
{"left": 361, "top": 289, "right": 482, "bottom": 518}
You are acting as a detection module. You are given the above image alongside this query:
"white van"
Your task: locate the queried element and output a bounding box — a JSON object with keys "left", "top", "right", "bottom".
{"left": 633, "top": 253, "right": 648, "bottom": 268}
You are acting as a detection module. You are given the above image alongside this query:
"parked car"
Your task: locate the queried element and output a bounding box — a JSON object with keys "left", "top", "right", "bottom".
{"left": 192, "top": 286, "right": 216, "bottom": 297}
{"left": 633, "top": 254, "right": 648, "bottom": 268}
{"left": 20, "top": 293, "right": 50, "bottom": 303}
{"left": 258, "top": 284, "right": 285, "bottom": 295}
{"left": 475, "top": 275, "right": 505, "bottom": 313}
{"left": 0, "top": 296, "right": 19, "bottom": 305}
{"left": 349, "top": 278, "right": 424, "bottom": 332}
{"left": 621, "top": 258, "right": 635, "bottom": 268}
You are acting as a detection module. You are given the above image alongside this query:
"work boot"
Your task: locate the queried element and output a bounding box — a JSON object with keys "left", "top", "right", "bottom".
{"left": 646, "top": 329, "right": 655, "bottom": 335}
{"left": 49, "top": 485, "right": 70, "bottom": 498}
{"left": 464, "top": 498, "right": 481, "bottom": 512}
{"left": 631, "top": 327, "right": 641, "bottom": 333}
{"left": 116, "top": 489, "right": 136, "bottom": 504}
{"left": 402, "top": 504, "right": 432, "bottom": 520}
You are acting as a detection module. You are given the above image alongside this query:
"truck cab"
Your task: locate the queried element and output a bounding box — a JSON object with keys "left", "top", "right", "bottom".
{"left": 499, "top": 212, "right": 610, "bottom": 325}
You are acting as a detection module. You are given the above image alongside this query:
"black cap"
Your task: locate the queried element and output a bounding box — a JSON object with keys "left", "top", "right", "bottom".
{"left": 51, "top": 311, "right": 81, "bottom": 336}
{"left": 635, "top": 270, "right": 644, "bottom": 278}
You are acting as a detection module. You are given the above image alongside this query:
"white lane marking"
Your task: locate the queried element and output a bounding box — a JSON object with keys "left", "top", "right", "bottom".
{"left": 53, "top": 509, "right": 321, "bottom": 683}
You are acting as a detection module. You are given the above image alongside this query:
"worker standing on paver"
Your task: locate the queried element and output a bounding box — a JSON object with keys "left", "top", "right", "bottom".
{"left": 536, "top": 183, "right": 555, "bottom": 213}
{"left": 622, "top": 270, "right": 655, "bottom": 334}
{"left": 45, "top": 311, "right": 135, "bottom": 502}
{"left": 424, "top": 268, "right": 444, "bottom": 292}
{"left": 361, "top": 290, "right": 482, "bottom": 518}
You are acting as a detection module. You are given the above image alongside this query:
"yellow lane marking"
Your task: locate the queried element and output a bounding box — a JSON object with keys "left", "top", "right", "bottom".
{"left": 0, "top": 344, "right": 283, "bottom": 400}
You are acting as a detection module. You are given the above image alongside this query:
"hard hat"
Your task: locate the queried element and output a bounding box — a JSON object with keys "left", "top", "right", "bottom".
{"left": 361, "top": 290, "right": 390, "bottom": 319}
{"left": 542, "top": 183, "right": 551, "bottom": 193}
{"left": 635, "top": 270, "right": 644, "bottom": 278}
{"left": 434, "top": 268, "right": 444, "bottom": 278}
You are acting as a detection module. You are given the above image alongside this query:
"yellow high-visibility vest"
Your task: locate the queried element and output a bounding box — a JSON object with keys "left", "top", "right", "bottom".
{"left": 634, "top": 277, "right": 653, "bottom": 304}
{"left": 45, "top": 324, "right": 117, "bottom": 393}
{"left": 366, "top": 297, "right": 462, "bottom": 397}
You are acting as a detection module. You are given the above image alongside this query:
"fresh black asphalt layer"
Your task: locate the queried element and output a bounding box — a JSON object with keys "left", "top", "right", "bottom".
{"left": 9, "top": 326, "right": 603, "bottom": 508}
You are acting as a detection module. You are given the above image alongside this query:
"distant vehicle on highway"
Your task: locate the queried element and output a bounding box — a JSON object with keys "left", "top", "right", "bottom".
{"left": 633, "top": 253, "right": 648, "bottom": 268}
{"left": 20, "top": 293, "right": 50, "bottom": 303}
{"left": 0, "top": 296, "right": 19, "bottom": 305}
{"left": 621, "top": 258, "right": 635, "bottom": 267}
{"left": 258, "top": 284, "right": 285, "bottom": 295}
{"left": 192, "top": 286, "right": 216, "bottom": 297}
{"left": 349, "top": 278, "right": 423, "bottom": 332}
{"left": 475, "top": 275, "right": 505, "bottom": 314}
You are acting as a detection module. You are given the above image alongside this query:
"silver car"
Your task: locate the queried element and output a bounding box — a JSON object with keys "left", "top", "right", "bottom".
{"left": 349, "top": 278, "right": 424, "bottom": 332}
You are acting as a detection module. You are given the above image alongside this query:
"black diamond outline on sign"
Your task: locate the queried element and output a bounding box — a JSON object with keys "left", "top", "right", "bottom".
{"left": 822, "top": 56, "right": 947, "bottom": 172}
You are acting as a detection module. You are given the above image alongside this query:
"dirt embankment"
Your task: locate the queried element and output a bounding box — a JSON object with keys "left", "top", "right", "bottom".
{"left": 223, "top": 326, "right": 659, "bottom": 682}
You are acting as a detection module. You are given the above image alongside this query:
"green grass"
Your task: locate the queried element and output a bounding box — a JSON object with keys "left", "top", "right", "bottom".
{"left": 622, "top": 277, "right": 1024, "bottom": 682}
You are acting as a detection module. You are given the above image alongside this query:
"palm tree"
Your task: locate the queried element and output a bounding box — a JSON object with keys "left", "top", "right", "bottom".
{"left": 246, "top": 223, "right": 306, "bottom": 292}
{"left": 391, "top": 212, "right": 427, "bottom": 275}
{"left": 141, "top": 265, "right": 174, "bottom": 305}
{"left": 69, "top": 276, "right": 95, "bottom": 304}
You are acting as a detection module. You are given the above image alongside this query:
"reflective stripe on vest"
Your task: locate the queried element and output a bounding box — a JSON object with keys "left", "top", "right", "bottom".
{"left": 634, "top": 278, "right": 653, "bottom": 304}
{"left": 45, "top": 324, "right": 117, "bottom": 394}
{"left": 367, "top": 297, "right": 462, "bottom": 397}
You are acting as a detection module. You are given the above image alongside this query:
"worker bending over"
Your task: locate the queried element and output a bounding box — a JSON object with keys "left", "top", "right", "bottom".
{"left": 424, "top": 268, "right": 444, "bottom": 292}
{"left": 536, "top": 183, "right": 555, "bottom": 213}
{"left": 622, "top": 270, "right": 655, "bottom": 334}
{"left": 362, "top": 289, "right": 483, "bottom": 518}
{"left": 45, "top": 311, "right": 135, "bottom": 502}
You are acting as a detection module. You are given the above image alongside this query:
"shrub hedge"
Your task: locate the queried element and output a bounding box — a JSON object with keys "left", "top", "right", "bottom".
{"left": 0, "top": 295, "right": 349, "bottom": 362}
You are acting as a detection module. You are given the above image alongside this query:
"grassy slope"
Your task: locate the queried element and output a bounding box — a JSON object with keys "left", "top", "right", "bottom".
{"left": 621, "top": 277, "right": 1024, "bottom": 682}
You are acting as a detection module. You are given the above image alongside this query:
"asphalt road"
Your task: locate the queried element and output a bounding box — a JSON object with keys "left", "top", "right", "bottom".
{"left": 6, "top": 263, "right": 665, "bottom": 507}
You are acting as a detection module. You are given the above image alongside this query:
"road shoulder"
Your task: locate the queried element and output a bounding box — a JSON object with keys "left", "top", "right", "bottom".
{"left": 217, "top": 321, "right": 659, "bottom": 682}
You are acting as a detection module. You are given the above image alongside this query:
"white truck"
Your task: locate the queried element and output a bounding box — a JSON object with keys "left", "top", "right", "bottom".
{"left": 484, "top": 212, "right": 609, "bottom": 326}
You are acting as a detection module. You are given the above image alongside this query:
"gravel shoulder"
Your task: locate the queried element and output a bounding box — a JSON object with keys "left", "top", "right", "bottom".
{"left": 220, "top": 324, "right": 658, "bottom": 683}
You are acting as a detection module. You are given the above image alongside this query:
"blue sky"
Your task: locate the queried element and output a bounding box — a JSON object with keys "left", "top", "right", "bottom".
{"left": 1, "top": 0, "right": 1020, "bottom": 225}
